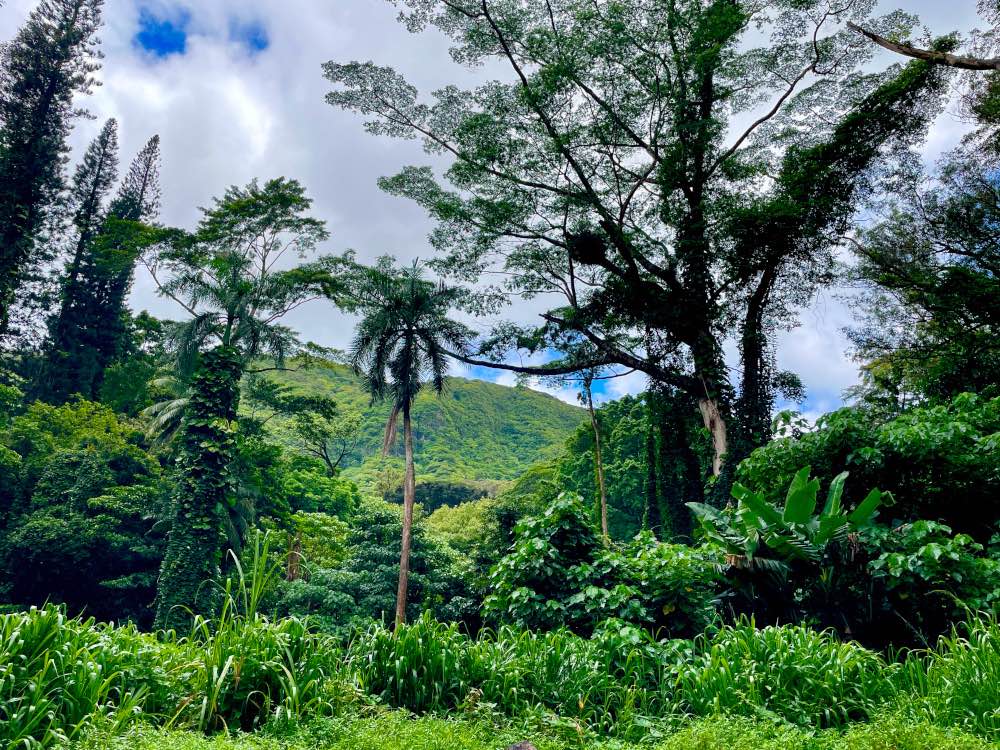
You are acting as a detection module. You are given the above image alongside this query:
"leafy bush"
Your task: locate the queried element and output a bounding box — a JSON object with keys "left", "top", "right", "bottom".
{"left": 866, "top": 521, "right": 1000, "bottom": 641}
{"left": 485, "top": 493, "right": 720, "bottom": 636}
{"left": 0, "top": 400, "right": 167, "bottom": 625}
{"left": 269, "top": 499, "right": 478, "bottom": 633}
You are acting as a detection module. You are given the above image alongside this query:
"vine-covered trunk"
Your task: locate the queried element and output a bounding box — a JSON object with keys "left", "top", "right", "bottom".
{"left": 643, "top": 402, "right": 662, "bottom": 535}
{"left": 584, "top": 382, "right": 609, "bottom": 542}
{"left": 394, "top": 402, "right": 416, "bottom": 630}
{"left": 153, "top": 346, "right": 242, "bottom": 631}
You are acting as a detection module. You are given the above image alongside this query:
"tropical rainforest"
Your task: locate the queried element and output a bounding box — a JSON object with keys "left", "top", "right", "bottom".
{"left": 1, "top": 0, "right": 1000, "bottom": 749}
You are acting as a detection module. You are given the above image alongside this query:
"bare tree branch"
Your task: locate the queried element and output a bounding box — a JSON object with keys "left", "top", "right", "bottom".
{"left": 848, "top": 22, "right": 1000, "bottom": 70}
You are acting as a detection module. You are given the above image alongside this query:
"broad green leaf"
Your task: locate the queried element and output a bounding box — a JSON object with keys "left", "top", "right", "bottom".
{"left": 821, "top": 471, "right": 849, "bottom": 517}
{"left": 783, "top": 466, "right": 819, "bottom": 524}
{"left": 740, "top": 491, "right": 783, "bottom": 526}
{"left": 847, "top": 488, "right": 883, "bottom": 526}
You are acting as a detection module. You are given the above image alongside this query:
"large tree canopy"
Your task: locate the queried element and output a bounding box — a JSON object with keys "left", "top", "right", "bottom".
{"left": 325, "top": 0, "right": 952, "bottom": 480}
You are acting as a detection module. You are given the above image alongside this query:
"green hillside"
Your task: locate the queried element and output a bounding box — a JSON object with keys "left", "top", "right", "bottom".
{"left": 267, "top": 364, "right": 585, "bottom": 487}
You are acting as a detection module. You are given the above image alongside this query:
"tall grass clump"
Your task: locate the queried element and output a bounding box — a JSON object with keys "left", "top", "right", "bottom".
{"left": 895, "top": 613, "right": 1000, "bottom": 740}
{"left": 0, "top": 606, "right": 144, "bottom": 749}
{"left": 165, "top": 532, "right": 350, "bottom": 732}
{"left": 348, "top": 614, "right": 687, "bottom": 736}
{"left": 677, "top": 621, "right": 892, "bottom": 728}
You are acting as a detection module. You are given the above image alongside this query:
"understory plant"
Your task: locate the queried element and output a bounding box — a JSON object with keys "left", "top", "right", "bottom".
{"left": 484, "top": 493, "right": 721, "bottom": 637}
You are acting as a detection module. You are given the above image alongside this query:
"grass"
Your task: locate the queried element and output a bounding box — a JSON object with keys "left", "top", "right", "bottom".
{"left": 74, "top": 712, "right": 998, "bottom": 750}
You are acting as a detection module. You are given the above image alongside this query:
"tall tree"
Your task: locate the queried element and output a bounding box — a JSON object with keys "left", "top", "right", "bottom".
{"left": 147, "top": 178, "right": 328, "bottom": 631}
{"left": 35, "top": 133, "right": 161, "bottom": 403}
{"left": 348, "top": 261, "right": 472, "bottom": 628}
{"left": 34, "top": 118, "right": 119, "bottom": 402}
{"left": 848, "top": 157, "right": 1000, "bottom": 409}
{"left": 0, "top": 0, "right": 104, "bottom": 330}
{"left": 326, "top": 0, "right": 951, "bottom": 484}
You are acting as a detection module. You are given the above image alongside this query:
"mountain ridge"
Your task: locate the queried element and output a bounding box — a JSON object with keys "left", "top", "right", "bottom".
{"left": 266, "top": 363, "right": 586, "bottom": 488}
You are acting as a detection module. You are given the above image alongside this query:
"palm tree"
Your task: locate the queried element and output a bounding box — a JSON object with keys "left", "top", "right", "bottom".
{"left": 349, "top": 261, "right": 472, "bottom": 628}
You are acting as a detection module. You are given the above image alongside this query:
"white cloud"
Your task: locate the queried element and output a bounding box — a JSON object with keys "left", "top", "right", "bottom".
{"left": 0, "top": 0, "right": 988, "bottom": 404}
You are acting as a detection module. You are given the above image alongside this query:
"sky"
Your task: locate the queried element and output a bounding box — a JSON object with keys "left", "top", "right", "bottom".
{"left": 0, "top": 0, "right": 987, "bottom": 409}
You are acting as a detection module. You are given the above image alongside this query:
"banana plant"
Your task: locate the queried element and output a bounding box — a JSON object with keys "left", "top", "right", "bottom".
{"left": 688, "top": 467, "right": 888, "bottom": 575}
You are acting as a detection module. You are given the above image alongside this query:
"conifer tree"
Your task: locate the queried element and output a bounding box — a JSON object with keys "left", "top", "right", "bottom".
{"left": 36, "top": 132, "right": 160, "bottom": 403}
{"left": 34, "top": 119, "right": 117, "bottom": 402}
{"left": 90, "top": 135, "right": 161, "bottom": 380}
{"left": 0, "top": 0, "right": 104, "bottom": 331}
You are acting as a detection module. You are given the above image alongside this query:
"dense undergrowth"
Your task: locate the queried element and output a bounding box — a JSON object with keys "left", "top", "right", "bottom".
{"left": 2, "top": 600, "right": 998, "bottom": 749}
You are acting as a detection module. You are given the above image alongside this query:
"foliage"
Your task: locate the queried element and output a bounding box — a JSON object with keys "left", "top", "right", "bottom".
{"left": 280, "top": 457, "right": 360, "bottom": 518}
{"left": 850, "top": 158, "right": 1000, "bottom": 407}
{"left": 866, "top": 521, "right": 1000, "bottom": 640}
{"left": 0, "top": 606, "right": 144, "bottom": 749}
{"left": 690, "top": 466, "right": 891, "bottom": 639}
{"left": 737, "top": 394, "right": 1000, "bottom": 540}
{"left": 389, "top": 480, "right": 488, "bottom": 512}
{"left": 897, "top": 614, "right": 1000, "bottom": 739}
{"left": 555, "top": 393, "right": 709, "bottom": 542}
{"left": 74, "top": 714, "right": 1000, "bottom": 750}
{"left": 0, "top": 400, "right": 165, "bottom": 624}
{"left": 702, "top": 451, "right": 1000, "bottom": 646}
{"left": 679, "top": 621, "right": 891, "bottom": 728}
{"left": 149, "top": 177, "right": 329, "bottom": 630}
{"left": 36, "top": 131, "right": 162, "bottom": 404}
{"left": 265, "top": 362, "right": 584, "bottom": 491}
{"left": 269, "top": 499, "right": 477, "bottom": 634}
{"left": 690, "top": 467, "right": 885, "bottom": 574}
{"left": 327, "top": 0, "right": 951, "bottom": 484}
{"left": 484, "top": 493, "right": 720, "bottom": 637}
{"left": 424, "top": 499, "right": 495, "bottom": 557}
{"left": 4, "top": 601, "right": 1000, "bottom": 747}
{"left": 0, "top": 0, "right": 104, "bottom": 332}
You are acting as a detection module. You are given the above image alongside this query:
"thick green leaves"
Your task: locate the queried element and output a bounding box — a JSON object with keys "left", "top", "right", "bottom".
{"left": 847, "top": 489, "right": 884, "bottom": 526}
{"left": 783, "top": 466, "right": 820, "bottom": 524}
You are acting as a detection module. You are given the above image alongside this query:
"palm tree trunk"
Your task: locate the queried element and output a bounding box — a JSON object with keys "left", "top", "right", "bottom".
{"left": 585, "top": 381, "right": 609, "bottom": 543}
{"left": 394, "top": 401, "right": 416, "bottom": 629}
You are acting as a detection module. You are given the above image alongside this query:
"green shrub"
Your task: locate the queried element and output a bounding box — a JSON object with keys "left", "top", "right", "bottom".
{"left": 866, "top": 521, "right": 1000, "bottom": 642}
{"left": 484, "top": 493, "right": 721, "bottom": 637}
{"left": 738, "top": 395, "right": 1000, "bottom": 540}
{"left": 270, "top": 499, "right": 478, "bottom": 633}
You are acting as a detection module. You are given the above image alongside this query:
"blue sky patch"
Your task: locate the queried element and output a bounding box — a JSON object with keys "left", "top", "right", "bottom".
{"left": 229, "top": 19, "right": 269, "bottom": 55}
{"left": 134, "top": 7, "right": 190, "bottom": 57}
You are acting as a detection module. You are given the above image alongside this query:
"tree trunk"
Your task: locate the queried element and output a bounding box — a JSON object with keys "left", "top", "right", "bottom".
{"left": 286, "top": 530, "right": 303, "bottom": 582}
{"left": 697, "top": 396, "right": 728, "bottom": 477}
{"left": 394, "top": 402, "right": 416, "bottom": 629}
{"left": 643, "top": 402, "right": 661, "bottom": 536}
{"left": 584, "top": 381, "right": 609, "bottom": 542}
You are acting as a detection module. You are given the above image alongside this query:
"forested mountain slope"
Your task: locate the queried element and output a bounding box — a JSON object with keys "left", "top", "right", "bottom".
{"left": 268, "top": 364, "right": 586, "bottom": 484}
